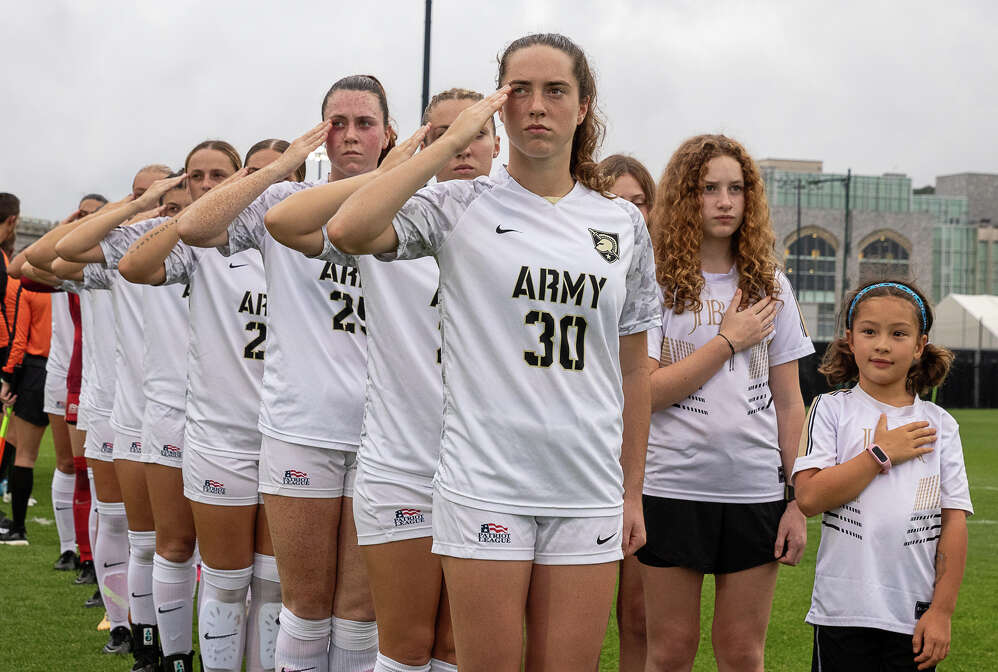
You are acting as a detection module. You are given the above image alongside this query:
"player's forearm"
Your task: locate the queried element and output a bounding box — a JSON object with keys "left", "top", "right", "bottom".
{"left": 21, "top": 263, "right": 62, "bottom": 287}
{"left": 51, "top": 258, "right": 86, "bottom": 281}
{"left": 930, "top": 510, "right": 968, "bottom": 615}
{"left": 771, "top": 362, "right": 805, "bottom": 479}
{"left": 118, "top": 219, "right": 177, "bottom": 285}
{"left": 266, "top": 171, "right": 384, "bottom": 256}
{"left": 620, "top": 336, "right": 653, "bottom": 499}
{"left": 56, "top": 199, "right": 143, "bottom": 261}
{"left": 649, "top": 336, "right": 731, "bottom": 411}
{"left": 794, "top": 454, "right": 881, "bottom": 517}
{"left": 329, "top": 139, "right": 455, "bottom": 255}
{"left": 177, "top": 164, "right": 281, "bottom": 247}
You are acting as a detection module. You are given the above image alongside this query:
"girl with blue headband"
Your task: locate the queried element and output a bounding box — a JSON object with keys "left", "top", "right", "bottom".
{"left": 794, "top": 279, "right": 972, "bottom": 671}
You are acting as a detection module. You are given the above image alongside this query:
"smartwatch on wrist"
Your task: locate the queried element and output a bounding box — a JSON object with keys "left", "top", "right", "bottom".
{"left": 866, "top": 443, "right": 892, "bottom": 474}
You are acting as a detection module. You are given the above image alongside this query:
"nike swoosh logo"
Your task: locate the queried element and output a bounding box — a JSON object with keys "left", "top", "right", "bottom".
{"left": 158, "top": 605, "right": 184, "bottom": 614}
{"left": 229, "top": 263, "right": 248, "bottom": 269}
{"left": 280, "top": 667, "right": 317, "bottom": 672}
{"left": 596, "top": 533, "right": 617, "bottom": 545}
{"left": 55, "top": 506, "right": 72, "bottom": 511}
{"left": 131, "top": 592, "right": 152, "bottom": 598}
{"left": 495, "top": 225, "right": 518, "bottom": 234}
{"left": 103, "top": 561, "right": 126, "bottom": 568}
{"left": 204, "top": 632, "right": 237, "bottom": 640}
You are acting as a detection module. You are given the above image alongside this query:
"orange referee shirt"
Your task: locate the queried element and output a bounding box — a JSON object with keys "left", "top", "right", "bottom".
{"left": 3, "top": 288, "right": 51, "bottom": 373}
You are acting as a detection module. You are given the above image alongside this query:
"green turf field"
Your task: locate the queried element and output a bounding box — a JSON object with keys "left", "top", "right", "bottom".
{"left": 3, "top": 409, "right": 995, "bottom": 671}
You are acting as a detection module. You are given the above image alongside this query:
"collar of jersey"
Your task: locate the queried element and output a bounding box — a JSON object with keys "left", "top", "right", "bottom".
{"left": 852, "top": 382, "right": 922, "bottom": 418}
{"left": 496, "top": 164, "right": 583, "bottom": 206}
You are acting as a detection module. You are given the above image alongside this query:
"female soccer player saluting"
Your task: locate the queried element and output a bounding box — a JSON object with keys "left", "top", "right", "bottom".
{"left": 326, "top": 34, "right": 659, "bottom": 672}
{"left": 794, "top": 281, "right": 971, "bottom": 672}
{"left": 639, "top": 135, "right": 813, "bottom": 672}
{"left": 266, "top": 86, "right": 500, "bottom": 672}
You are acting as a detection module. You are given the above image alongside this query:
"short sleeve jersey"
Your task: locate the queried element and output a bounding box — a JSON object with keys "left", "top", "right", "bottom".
{"left": 162, "top": 241, "right": 268, "bottom": 456}
{"left": 644, "top": 269, "right": 814, "bottom": 503}
{"left": 79, "top": 266, "right": 117, "bottom": 416}
{"left": 385, "top": 167, "right": 660, "bottom": 516}
{"left": 46, "top": 292, "right": 73, "bottom": 379}
{"left": 222, "top": 181, "right": 367, "bottom": 450}
{"left": 314, "top": 229, "right": 442, "bottom": 478}
{"left": 793, "top": 385, "right": 973, "bottom": 634}
{"left": 99, "top": 217, "right": 190, "bottom": 412}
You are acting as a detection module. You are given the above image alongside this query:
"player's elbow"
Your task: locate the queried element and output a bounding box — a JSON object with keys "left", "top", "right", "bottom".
{"left": 794, "top": 486, "right": 821, "bottom": 518}
{"left": 327, "top": 215, "right": 361, "bottom": 255}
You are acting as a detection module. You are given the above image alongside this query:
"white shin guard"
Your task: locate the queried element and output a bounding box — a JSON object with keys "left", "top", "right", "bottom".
{"left": 52, "top": 469, "right": 76, "bottom": 554}
{"left": 199, "top": 564, "right": 253, "bottom": 672}
{"left": 127, "top": 529, "right": 157, "bottom": 625}
{"left": 94, "top": 500, "right": 129, "bottom": 630}
{"left": 246, "top": 553, "right": 282, "bottom": 672}
{"left": 329, "top": 617, "right": 378, "bottom": 672}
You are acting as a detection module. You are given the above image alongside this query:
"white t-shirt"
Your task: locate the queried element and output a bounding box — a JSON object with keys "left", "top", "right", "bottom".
{"left": 80, "top": 266, "right": 117, "bottom": 416}
{"left": 163, "top": 242, "right": 267, "bottom": 456}
{"left": 45, "top": 292, "right": 73, "bottom": 380}
{"left": 99, "top": 217, "right": 191, "bottom": 412}
{"left": 793, "top": 385, "right": 974, "bottom": 634}
{"left": 222, "top": 181, "right": 367, "bottom": 450}
{"left": 644, "top": 269, "right": 814, "bottom": 503}
{"left": 384, "top": 167, "right": 660, "bottom": 516}
{"left": 314, "top": 228, "right": 442, "bottom": 479}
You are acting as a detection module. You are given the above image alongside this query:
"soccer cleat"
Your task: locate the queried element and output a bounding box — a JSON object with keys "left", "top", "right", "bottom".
{"left": 0, "top": 513, "right": 13, "bottom": 532}
{"left": 0, "top": 528, "right": 28, "bottom": 545}
{"left": 85, "top": 589, "right": 103, "bottom": 608}
{"left": 75, "top": 560, "right": 97, "bottom": 585}
{"left": 129, "top": 623, "right": 160, "bottom": 672}
{"left": 103, "top": 625, "right": 132, "bottom": 654}
{"left": 55, "top": 550, "right": 80, "bottom": 571}
{"left": 98, "top": 614, "right": 110, "bottom": 631}
{"left": 160, "top": 651, "right": 195, "bottom": 672}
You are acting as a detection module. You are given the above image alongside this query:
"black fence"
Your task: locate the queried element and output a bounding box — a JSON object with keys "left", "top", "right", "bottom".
{"left": 798, "top": 343, "right": 998, "bottom": 409}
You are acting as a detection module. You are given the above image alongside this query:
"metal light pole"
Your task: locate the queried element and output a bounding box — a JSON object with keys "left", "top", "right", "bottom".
{"left": 421, "top": 0, "right": 432, "bottom": 119}
{"left": 774, "top": 176, "right": 805, "bottom": 299}
{"left": 309, "top": 147, "right": 328, "bottom": 182}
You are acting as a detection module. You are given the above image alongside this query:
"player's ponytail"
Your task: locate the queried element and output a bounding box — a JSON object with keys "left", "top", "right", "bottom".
{"left": 907, "top": 343, "right": 954, "bottom": 395}
{"left": 818, "top": 338, "right": 858, "bottom": 387}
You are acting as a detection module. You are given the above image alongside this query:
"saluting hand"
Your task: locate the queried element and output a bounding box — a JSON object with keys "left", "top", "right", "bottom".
{"left": 379, "top": 124, "right": 431, "bottom": 173}
{"left": 279, "top": 120, "right": 333, "bottom": 175}
{"left": 134, "top": 173, "right": 188, "bottom": 209}
{"left": 436, "top": 86, "right": 509, "bottom": 155}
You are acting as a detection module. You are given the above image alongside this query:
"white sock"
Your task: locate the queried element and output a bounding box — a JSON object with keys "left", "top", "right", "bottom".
{"left": 199, "top": 564, "right": 252, "bottom": 672}
{"left": 153, "top": 553, "right": 197, "bottom": 657}
{"left": 52, "top": 469, "right": 76, "bottom": 554}
{"left": 87, "top": 469, "right": 98, "bottom": 557}
{"left": 246, "top": 553, "right": 282, "bottom": 672}
{"left": 374, "top": 652, "right": 430, "bottom": 672}
{"left": 276, "top": 606, "right": 331, "bottom": 672}
{"left": 127, "top": 529, "right": 157, "bottom": 625}
{"left": 94, "top": 500, "right": 129, "bottom": 629}
{"left": 329, "top": 617, "right": 378, "bottom": 672}
{"left": 428, "top": 659, "right": 457, "bottom": 672}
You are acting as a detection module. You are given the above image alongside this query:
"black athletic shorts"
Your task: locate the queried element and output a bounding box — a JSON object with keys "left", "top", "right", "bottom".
{"left": 637, "top": 495, "right": 786, "bottom": 574}
{"left": 812, "top": 624, "right": 935, "bottom": 672}
{"left": 12, "top": 355, "right": 48, "bottom": 428}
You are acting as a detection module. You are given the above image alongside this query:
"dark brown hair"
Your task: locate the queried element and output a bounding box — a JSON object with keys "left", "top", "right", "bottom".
{"left": 422, "top": 88, "right": 495, "bottom": 133}
{"left": 651, "top": 134, "right": 779, "bottom": 314}
{"left": 245, "top": 139, "right": 307, "bottom": 182}
{"left": 184, "top": 140, "right": 242, "bottom": 174}
{"left": 598, "top": 154, "right": 655, "bottom": 205}
{"left": 80, "top": 194, "right": 108, "bottom": 206}
{"left": 819, "top": 279, "right": 954, "bottom": 395}
{"left": 497, "top": 33, "right": 611, "bottom": 193}
{"left": 320, "top": 74, "right": 398, "bottom": 164}
{"left": 0, "top": 193, "right": 20, "bottom": 223}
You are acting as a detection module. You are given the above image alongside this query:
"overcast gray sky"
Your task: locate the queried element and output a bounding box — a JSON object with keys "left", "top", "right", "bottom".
{"left": 2, "top": 0, "right": 996, "bottom": 220}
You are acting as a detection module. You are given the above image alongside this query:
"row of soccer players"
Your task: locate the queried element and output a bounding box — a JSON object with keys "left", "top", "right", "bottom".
{"left": 9, "top": 30, "right": 970, "bottom": 672}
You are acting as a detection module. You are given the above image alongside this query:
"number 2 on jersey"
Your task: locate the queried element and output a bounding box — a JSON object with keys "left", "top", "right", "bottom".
{"left": 243, "top": 321, "right": 266, "bottom": 360}
{"left": 330, "top": 290, "right": 366, "bottom": 334}
{"left": 523, "top": 310, "right": 587, "bottom": 370}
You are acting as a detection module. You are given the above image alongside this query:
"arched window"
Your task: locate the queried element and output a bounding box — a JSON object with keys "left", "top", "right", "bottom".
{"left": 785, "top": 230, "right": 837, "bottom": 304}
{"left": 858, "top": 231, "right": 910, "bottom": 281}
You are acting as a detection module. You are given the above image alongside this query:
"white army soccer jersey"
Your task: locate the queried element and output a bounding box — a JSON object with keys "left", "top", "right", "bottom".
{"left": 385, "top": 166, "right": 660, "bottom": 516}
{"left": 163, "top": 241, "right": 267, "bottom": 456}
{"left": 644, "top": 269, "right": 814, "bottom": 503}
{"left": 99, "top": 218, "right": 190, "bottom": 412}
{"left": 46, "top": 292, "right": 73, "bottom": 380}
{"left": 793, "top": 385, "right": 973, "bottom": 634}
{"left": 223, "top": 181, "right": 366, "bottom": 450}
{"left": 79, "top": 266, "right": 118, "bottom": 417}
{"left": 314, "top": 229, "right": 442, "bottom": 478}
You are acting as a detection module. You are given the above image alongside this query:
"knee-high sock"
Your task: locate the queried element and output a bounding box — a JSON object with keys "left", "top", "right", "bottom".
{"left": 374, "top": 653, "right": 430, "bottom": 672}
{"left": 246, "top": 553, "right": 282, "bottom": 672}
{"left": 199, "top": 564, "right": 252, "bottom": 672}
{"left": 153, "top": 553, "right": 197, "bottom": 657}
{"left": 0, "top": 442, "right": 16, "bottom": 484}
{"left": 10, "top": 465, "right": 34, "bottom": 532}
{"left": 329, "top": 617, "right": 378, "bottom": 672}
{"left": 94, "top": 500, "right": 130, "bottom": 629}
{"left": 72, "top": 457, "right": 92, "bottom": 562}
{"left": 127, "top": 530, "right": 157, "bottom": 625}
{"left": 428, "top": 659, "right": 458, "bottom": 672}
{"left": 52, "top": 468, "right": 77, "bottom": 554}
{"left": 87, "top": 469, "right": 98, "bottom": 560}
{"left": 276, "top": 607, "right": 331, "bottom": 672}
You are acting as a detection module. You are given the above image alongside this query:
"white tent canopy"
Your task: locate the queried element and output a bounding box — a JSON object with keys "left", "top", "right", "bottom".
{"left": 932, "top": 294, "right": 998, "bottom": 350}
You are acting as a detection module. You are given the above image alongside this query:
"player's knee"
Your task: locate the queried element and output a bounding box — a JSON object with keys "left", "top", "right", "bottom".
{"left": 157, "top": 536, "right": 196, "bottom": 562}
{"left": 383, "top": 626, "right": 436, "bottom": 667}
{"left": 711, "top": 628, "right": 764, "bottom": 672}
{"left": 645, "top": 629, "right": 698, "bottom": 671}
{"left": 430, "top": 620, "right": 456, "bottom": 663}
{"left": 56, "top": 457, "right": 75, "bottom": 473}
{"left": 618, "top": 597, "right": 647, "bottom": 643}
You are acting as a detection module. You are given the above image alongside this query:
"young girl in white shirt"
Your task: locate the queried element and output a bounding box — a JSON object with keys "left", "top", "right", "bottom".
{"left": 794, "top": 280, "right": 972, "bottom": 672}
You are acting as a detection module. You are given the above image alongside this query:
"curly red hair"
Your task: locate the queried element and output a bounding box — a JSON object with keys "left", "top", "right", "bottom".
{"left": 651, "top": 134, "right": 779, "bottom": 314}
